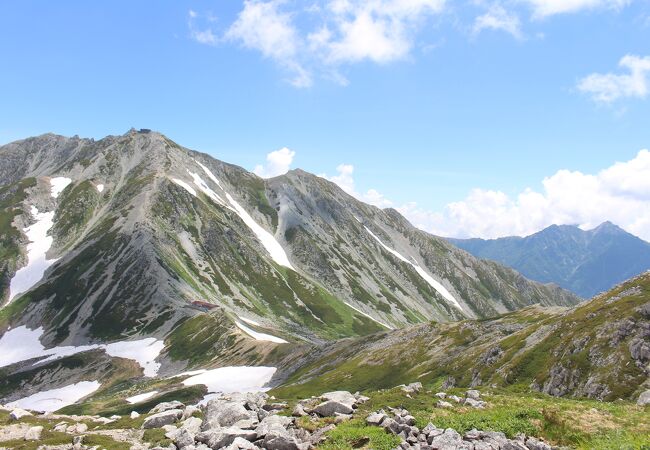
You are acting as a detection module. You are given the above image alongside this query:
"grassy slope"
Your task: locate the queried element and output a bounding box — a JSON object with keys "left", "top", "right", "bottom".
{"left": 271, "top": 273, "right": 650, "bottom": 402}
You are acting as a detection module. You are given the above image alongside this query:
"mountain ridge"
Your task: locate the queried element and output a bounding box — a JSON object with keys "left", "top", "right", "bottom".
{"left": 0, "top": 130, "right": 578, "bottom": 369}
{"left": 448, "top": 222, "right": 650, "bottom": 298}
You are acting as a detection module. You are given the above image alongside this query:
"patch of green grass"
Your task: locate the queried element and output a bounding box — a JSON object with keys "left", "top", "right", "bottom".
{"left": 319, "top": 418, "right": 401, "bottom": 450}
{"left": 143, "top": 428, "right": 173, "bottom": 446}
{"left": 81, "top": 434, "right": 131, "bottom": 450}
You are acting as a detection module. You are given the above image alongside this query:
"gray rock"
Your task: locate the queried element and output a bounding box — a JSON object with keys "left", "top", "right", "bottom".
{"left": 197, "top": 427, "right": 257, "bottom": 449}
{"left": 320, "top": 391, "right": 357, "bottom": 407}
{"left": 382, "top": 418, "right": 401, "bottom": 434}
{"left": 10, "top": 408, "right": 32, "bottom": 420}
{"left": 255, "top": 415, "right": 294, "bottom": 439}
{"left": 142, "top": 409, "right": 183, "bottom": 429}
{"left": 448, "top": 395, "right": 462, "bottom": 403}
{"left": 502, "top": 440, "right": 528, "bottom": 450}
{"left": 464, "top": 398, "right": 486, "bottom": 408}
{"left": 175, "top": 428, "right": 196, "bottom": 448}
{"left": 263, "top": 428, "right": 310, "bottom": 450}
{"left": 226, "top": 437, "right": 260, "bottom": 450}
{"left": 429, "top": 428, "right": 462, "bottom": 449}
{"left": 435, "top": 392, "right": 447, "bottom": 399}
{"left": 401, "top": 382, "right": 423, "bottom": 394}
{"left": 313, "top": 400, "right": 354, "bottom": 417}
{"left": 24, "top": 426, "right": 43, "bottom": 441}
{"left": 366, "top": 411, "right": 388, "bottom": 426}
{"left": 437, "top": 401, "right": 454, "bottom": 408}
{"left": 637, "top": 390, "right": 650, "bottom": 406}
{"left": 525, "top": 436, "right": 553, "bottom": 450}
{"left": 181, "top": 416, "right": 203, "bottom": 435}
{"left": 292, "top": 404, "right": 308, "bottom": 417}
{"left": 150, "top": 401, "right": 185, "bottom": 414}
{"left": 131, "top": 411, "right": 141, "bottom": 419}
{"left": 204, "top": 400, "right": 250, "bottom": 429}
{"left": 182, "top": 405, "right": 200, "bottom": 420}
{"left": 466, "top": 390, "right": 481, "bottom": 400}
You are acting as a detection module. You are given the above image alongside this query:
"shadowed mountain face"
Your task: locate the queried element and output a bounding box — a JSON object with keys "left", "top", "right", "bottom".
{"left": 448, "top": 223, "right": 650, "bottom": 298}
{"left": 0, "top": 130, "right": 578, "bottom": 355}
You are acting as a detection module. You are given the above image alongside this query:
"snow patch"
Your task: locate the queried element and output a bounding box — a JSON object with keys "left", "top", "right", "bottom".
{"left": 188, "top": 170, "right": 228, "bottom": 207}
{"left": 239, "top": 316, "right": 261, "bottom": 327}
{"left": 126, "top": 391, "right": 159, "bottom": 404}
{"left": 8, "top": 206, "right": 57, "bottom": 302}
{"left": 96, "top": 184, "right": 104, "bottom": 193}
{"left": 225, "top": 193, "right": 293, "bottom": 269}
{"left": 50, "top": 177, "right": 72, "bottom": 198}
{"left": 7, "top": 381, "right": 101, "bottom": 412}
{"left": 235, "top": 321, "right": 288, "bottom": 344}
{"left": 103, "top": 339, "right": 165, "bottom": 377}
{"left": 172, "top": 178, "right": 197, "bottom": 197}
{"left": 343, "top": 301, "right": 393, "bottom": 329}
{"left": 364, "top": 226, "right": 462, "bottom": 311}
{"left": 195, "top": 161, "right": 293, "bottom": 270}
{"left": 0, "top": 326, "right": 165, "bottom": 376}
{"left": 182, "top": 366, "right": 276, "bottom": 403}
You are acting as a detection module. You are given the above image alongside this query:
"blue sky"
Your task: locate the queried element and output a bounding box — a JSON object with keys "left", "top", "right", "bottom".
{"left": 1, "top": 1, "right": 649, "bottom": 239}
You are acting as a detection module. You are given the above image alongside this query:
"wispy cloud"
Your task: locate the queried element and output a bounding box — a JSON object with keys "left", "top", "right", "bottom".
{"left": 578, "top": 55, "right": 650, "bottom": 103}
{"left": 521, "top": 0, "right": 632, "bottom": 18}
{"left": 472, "top": 4, "right": 523, "bottom": 39}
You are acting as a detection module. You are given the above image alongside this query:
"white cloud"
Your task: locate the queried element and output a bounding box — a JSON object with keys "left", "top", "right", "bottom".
{"left": 400, "top": 149, "right": 650, "bottom": 241}
{"left": 320, "top": 164, "right": 394, "bottom": 208}
{"left": 473, "top": 4, "right": 523, "bottom": 39}
{"left": 578, "top": 55, "right": 650, "bottom": 103}
{"left": 254, "top": 147, "right": 296, "bottom": 178}
{"left": 224, "top": 1, "right": 312, "bottom": 87}
{"left": 521, "top": 0, "right": 631, "bottom": 18}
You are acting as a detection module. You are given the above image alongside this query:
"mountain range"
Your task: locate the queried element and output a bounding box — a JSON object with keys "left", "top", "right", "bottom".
{"left": 448, "top": 223, "right": 650, "bottom": 298}
{"left": 0, "top": 129, "right": 578, "bottom": 354}
{"left": 0, "top": 130, "right": 648, "bottom": 432}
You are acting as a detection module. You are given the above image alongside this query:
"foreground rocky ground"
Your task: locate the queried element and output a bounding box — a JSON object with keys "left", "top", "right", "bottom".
{"left": 1, "top": 382, "right": 649, "bottom": 449}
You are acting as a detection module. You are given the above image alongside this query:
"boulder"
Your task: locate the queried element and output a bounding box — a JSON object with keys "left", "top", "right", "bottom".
{"left": 24, "top": 426, "right": 43, "bottom": 441}
{"left": 151, "top": 401, "right": 185, "bottom": 414}
{"left": 448, "top": 395, "right": 462, "bottom": 403}
{"left": 67, "top": 423, "right": 88, "bottom": 434}
{"left": 255, "top": 415, "right": 294, "bottom": 439}
{"left": 465, "top": 390, "right": 481, "bottom": 400}
{"left": 204, "top": 400, "right": 250, "bottom": 429}
{"left": 182, "top": 405, "right": 200, "bottom": 420}
{"left": 428, "top": 428, "right": 462, "bottom": 448}
{"left": 435, "top": 392, "right": 447, "bottom": 399}
{"left": 401, "top": 382, "right": 423, "bottom": 394}
{"left": 437, "top": 401, "right": 453, "bottom": 409}
{"left": 131, "top": 411, "right": 141, "bottom": 419}
{"left": 182, "top": 416, "right": 203, "bottom": 435}
{"left": 292, "top": 404, "right": 308, "bottom": 417}
{"left": 142, "top": 409, "right": 183, "bottom": 429}
{"left": 175, "top": 428, "right": 196, "bottom": 448}
{"left": 366, "top": 411, "right": 388, "bottom": 426}
{"left": 10, "top": 408, "right": 32, "bottom": 420}
{"left": 313, "top": 400, "right": 354, "bottom": 417}
{"left": 525, "top": 436, "right": 553, "bottom": 450}
{"left": 263, "top": 428, "right": 310, "bottom": 450}
{"left": 637, "top": 390, "right": 650, "bottom": 406}
{"left": 226, "top": 436, "right": 260, "bottom": 450}
{"left": 320, "top": 391, "right": 357, "bottom": 407}
{"left": 464, "top": 398, "right": 486, "bottom": 408}
{"left": 197, "top": 427, "right": 257, "bottom": 449}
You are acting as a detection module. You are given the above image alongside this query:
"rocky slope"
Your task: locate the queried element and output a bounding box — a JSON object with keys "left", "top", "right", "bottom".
{"left": 449, "top": 222, "right": 650, "bottom": 298}
{"left": 273, "top": 272, "right": 650, "bottom": 403}
{"left": 0, "top": 130, "right": 577, "bottom": 345}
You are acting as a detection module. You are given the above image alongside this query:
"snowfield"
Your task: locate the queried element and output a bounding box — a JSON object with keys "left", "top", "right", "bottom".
{"left": 182, "top": 366, "right": 277, "bottom": 404}
{"left": 50, "top": 177, "right": 72, "bottom": 198}
{"left": 239, "top": 316, "right": 261, "bottom": 327}
{"left": 0, "top": 326, "right": 165, "bottom": 376}
{"left": 8, "top": 206, "right": 57, "bottom": 301}
{"left": 6, "top": 381, "right": 101, "bottom": 412}
{"left": 126, "top": 390, "right": 159, "bottom": 404}
{"left": 172, "top": 178, "right": 197, "bottom": 197}
{"left": 235, "top": 321, "right": 288, "bottom": 344}
{"left": 96, "top": 183, "right": 105, "bottom": 193}
{"left": 365, "top": 226, "right": 462, "bottom": 310}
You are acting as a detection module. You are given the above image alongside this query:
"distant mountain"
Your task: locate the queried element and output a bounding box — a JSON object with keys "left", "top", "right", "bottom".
{"left": 448, "top": 223, "right": 650, "bottom": 298}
